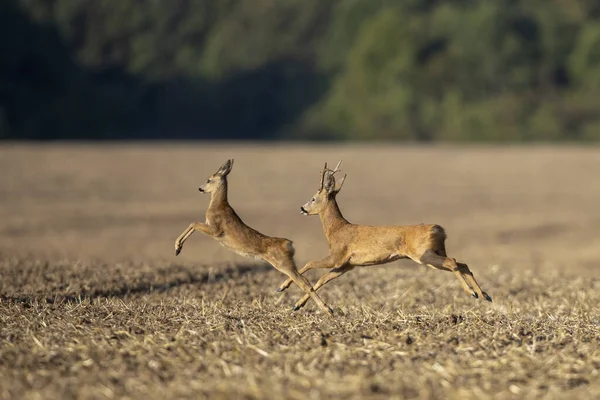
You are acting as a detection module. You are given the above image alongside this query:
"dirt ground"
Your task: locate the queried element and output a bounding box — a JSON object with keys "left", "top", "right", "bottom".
{"left": 0, "top": 143, "right": 599, "bottom": 399}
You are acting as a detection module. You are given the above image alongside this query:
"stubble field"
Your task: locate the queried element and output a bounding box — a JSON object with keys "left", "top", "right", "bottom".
{"left": 0, "top": 143, "right": 599, "bottom": 399}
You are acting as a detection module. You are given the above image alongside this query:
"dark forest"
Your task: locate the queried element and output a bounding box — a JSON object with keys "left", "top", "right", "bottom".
{"left": 2, "top": 0, "right": 600, "bottom": 141}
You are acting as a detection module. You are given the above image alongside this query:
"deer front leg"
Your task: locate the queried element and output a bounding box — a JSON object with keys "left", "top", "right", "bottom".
{"left": 284, "top": 270, "right": 334, "bottom": 317}
{"left": 293, "top": 264, "right": 355, "bottom": 311}
{"left": 264, "top": 254, "right": 334, "bottom": 317}
{"left": 174, "top": 222, "right": 217, "bottom": 255}
{"left": 277, "top": 255, "right": 337, "bottom": 292}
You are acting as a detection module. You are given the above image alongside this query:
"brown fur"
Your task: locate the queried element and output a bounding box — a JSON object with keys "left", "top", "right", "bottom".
{"left": 279, "top": 161, "right": 492, "bottom": 310}
{"left": 174, "top": 159, "right": 333, "bottom": 317}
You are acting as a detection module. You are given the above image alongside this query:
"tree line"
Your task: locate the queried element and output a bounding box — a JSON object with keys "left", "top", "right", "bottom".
{"left": 1, "top": 0, "right": 600, "bottom": 141}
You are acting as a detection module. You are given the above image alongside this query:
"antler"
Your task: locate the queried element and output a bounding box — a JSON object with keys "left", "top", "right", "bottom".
{"left": 331, "top": 160, "right": 342, "bottom": 173}
{"left": 319, "top": 160, "right": 346, "bottom": 193}
{"left": 319, "top": 162, "right": 328, "bottom": 191}
{"left": 329, "top": 160, "right": 345, "bottom": 192}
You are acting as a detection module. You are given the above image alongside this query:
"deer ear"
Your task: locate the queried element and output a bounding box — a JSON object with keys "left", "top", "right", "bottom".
{"left": 334, "top": 174, "right": 347, "bottom": 193}
{"left": 217, "top": 159, "right": 233, "bottom": 176}
{"left": 323, "top": 172, "right": 335, "bottom": 194}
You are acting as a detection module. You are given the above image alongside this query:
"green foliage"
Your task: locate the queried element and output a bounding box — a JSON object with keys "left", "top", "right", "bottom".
{"left": 569, "top": 24, "right": 600, "bottom": 89}
{"left": 2, "top": 0, "right": 600, "bottom": 141}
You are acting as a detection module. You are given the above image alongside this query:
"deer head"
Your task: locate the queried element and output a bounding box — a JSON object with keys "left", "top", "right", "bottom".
{"left": 300, "top": 160, "right": 347, "bottom": 215}
{"left": 198, "top": 159, "right": 233, "bottom": 194}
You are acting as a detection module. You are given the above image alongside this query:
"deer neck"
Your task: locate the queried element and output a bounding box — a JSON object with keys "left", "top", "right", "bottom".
{"left": 208, "top": 182, "right": 229, "bottom": 211}
{"left": 320, "top": 198, "right": 348, "bottom": 239}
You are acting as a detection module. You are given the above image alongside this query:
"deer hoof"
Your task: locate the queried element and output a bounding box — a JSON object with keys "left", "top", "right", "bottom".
{"left": 292, "top": 305, "right": 302, "bottom": 311}
{"left": 175, "top": 248, "right": 181, "bottom": 256}
{"left": 483, "top": 293, "right": 492, "bottom": 302}
{"left": 471, "top": 291, "right": 478, "bottom": 299}
{"left": 277, "top": 286, "right": 286, "bottom": 293}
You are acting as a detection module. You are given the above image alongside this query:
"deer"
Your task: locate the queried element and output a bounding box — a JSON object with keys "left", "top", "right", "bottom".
{"left": 174, "top": 159, "right": 334, "bottom": 317}
{"left": 277, "top": 161, "right": 492, "bottom": 311}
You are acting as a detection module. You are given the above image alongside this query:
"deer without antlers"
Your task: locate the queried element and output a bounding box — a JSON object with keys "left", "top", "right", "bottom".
{"left": 174, "top": 159, "right": 334, "bottom": 317}
{"left": 278, "top": 161, "right": 492, "bottom": 311}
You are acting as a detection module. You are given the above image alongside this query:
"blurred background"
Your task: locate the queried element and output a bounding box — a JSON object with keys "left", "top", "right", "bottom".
{"left": 2, "top": 0, "right": 600, "bottom": 142}
{"left": 2, "top": 4, "right": 600, "bottom": 397}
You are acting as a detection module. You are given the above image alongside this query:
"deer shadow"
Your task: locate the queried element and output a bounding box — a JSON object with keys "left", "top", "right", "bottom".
{"left": 0, "top": 263, "right": 274, "bottom": 306}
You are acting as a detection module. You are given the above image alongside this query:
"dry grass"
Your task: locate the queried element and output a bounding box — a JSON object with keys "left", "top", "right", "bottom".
{"left": 1, "top": 143, "right": 599, "bottom": 399}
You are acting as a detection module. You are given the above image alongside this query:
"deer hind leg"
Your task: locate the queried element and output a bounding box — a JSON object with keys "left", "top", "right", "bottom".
{"left": 433, "top": 247, "right": 492, "bottom": 302}
{"left": 293, "top": 265, "right": 354, "bottom": 311}
{"left": 267, "top": 255, "right": 334, "bottom": 317}
{"left": 420, "top": 249, "right": 480, "bottom": 299}
{"left": 277, "top": 255, "right": 336, "bottom": 292}
{"left": 455, "top": 262, "right": 492, "bottom": 302}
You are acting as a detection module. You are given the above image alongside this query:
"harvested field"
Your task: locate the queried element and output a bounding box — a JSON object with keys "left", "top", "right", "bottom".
{"left": 0, "top": 143, "right": 599, "bottom": 399}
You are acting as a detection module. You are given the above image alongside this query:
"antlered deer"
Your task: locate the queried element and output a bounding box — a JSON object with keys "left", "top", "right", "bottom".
{"left": 278, "top": 161, "right": 492, "bottom": 311}
{"left": 174, "top": 159, "right": 333, "bottom": 317}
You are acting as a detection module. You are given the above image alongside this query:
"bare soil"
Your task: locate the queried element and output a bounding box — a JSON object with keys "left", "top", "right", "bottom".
{"left": 1, "top": 143, "right": 599, "bottom": 399}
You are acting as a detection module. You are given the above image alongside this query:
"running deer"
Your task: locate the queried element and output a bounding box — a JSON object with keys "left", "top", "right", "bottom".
{"left": 278, "top": 161, "right": 492, "bottom": 311}
{"left": 174, "top": 159, "right": 333, "bottom": 317}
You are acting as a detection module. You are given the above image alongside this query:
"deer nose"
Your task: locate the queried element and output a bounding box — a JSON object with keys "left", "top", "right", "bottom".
{"left": 198, "top": 187, "right": 204, "bottom": 192}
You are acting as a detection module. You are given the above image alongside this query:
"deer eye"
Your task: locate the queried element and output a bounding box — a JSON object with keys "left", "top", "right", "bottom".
{"left": 311, "top": 198, "right": 315, "bottom": 202}
{"left": 207, "top": 179, "right": 211, "bottom": 183}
